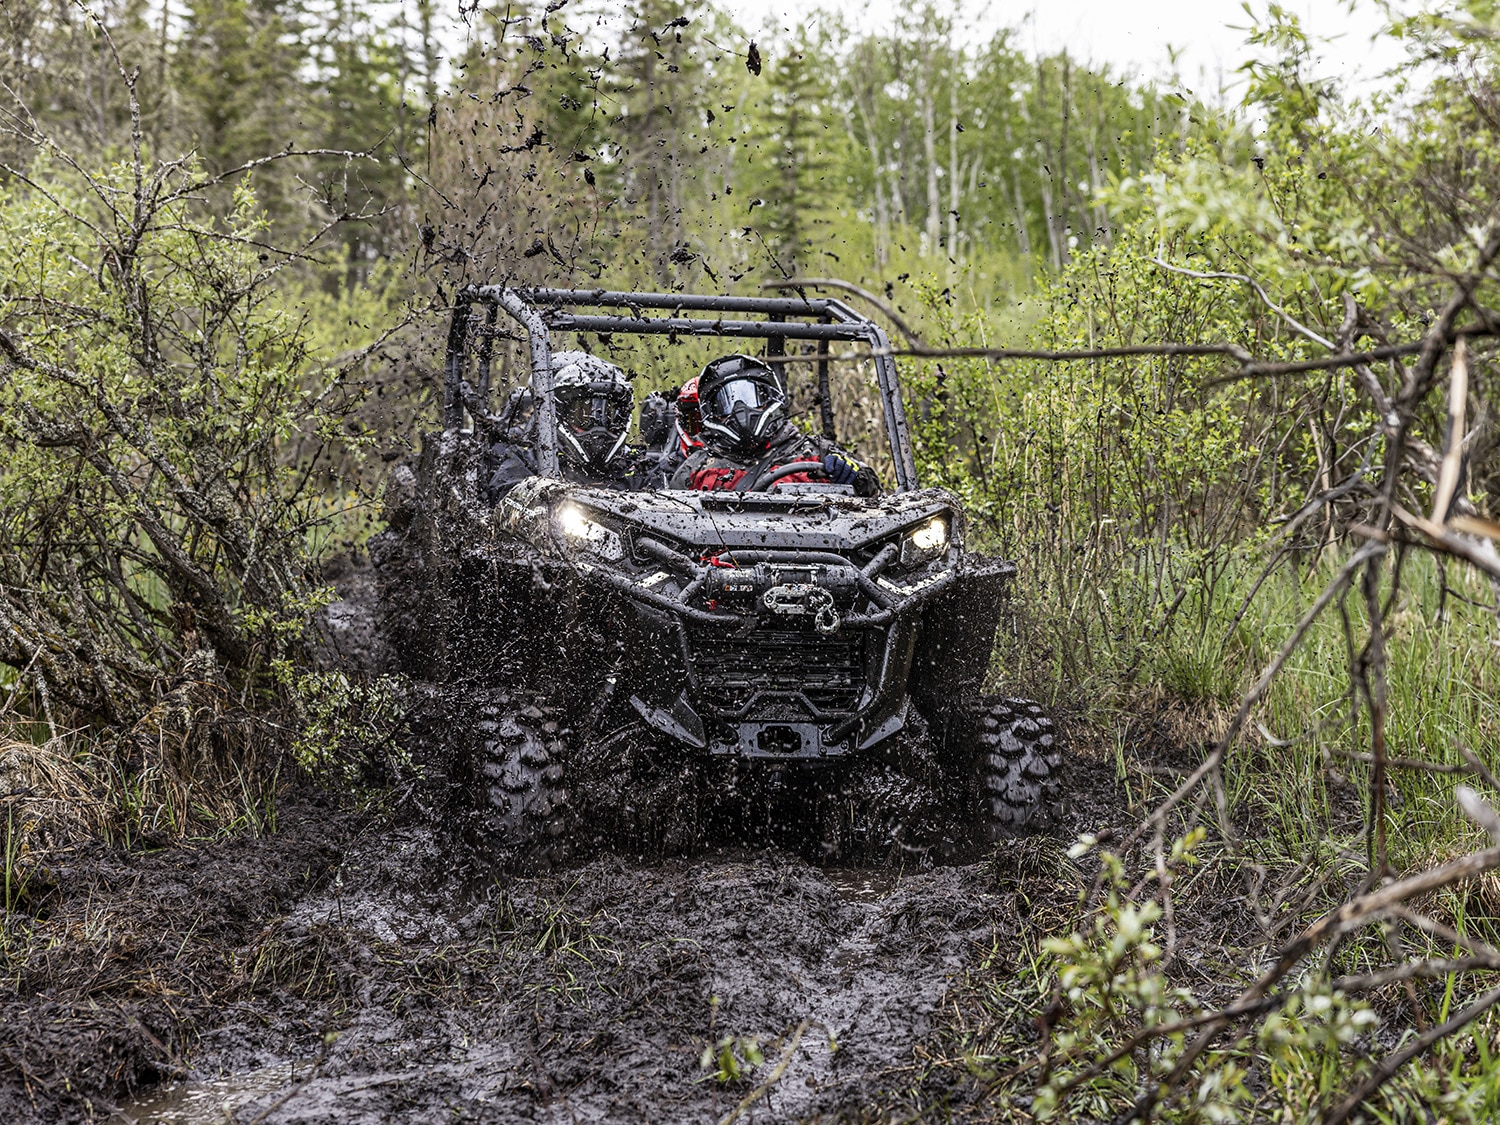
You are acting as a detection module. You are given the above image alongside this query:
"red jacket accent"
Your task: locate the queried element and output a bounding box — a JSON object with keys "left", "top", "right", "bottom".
{"left": 686, "top": 463, "right": 817, "bottom": 491}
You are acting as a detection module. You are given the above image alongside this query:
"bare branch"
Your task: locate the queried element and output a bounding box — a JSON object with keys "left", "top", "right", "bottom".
{"left": 1151, "top": 256, "right": 1335, "bottom": 350}
{"left": 1457, "top": 785, "right": 1500, "bottom": 841}
{"left": 761, "top": 277, "right": 929, "bottom": 346}
{"left": 1431, "top": 337, "right": 1469, "bottom": 521}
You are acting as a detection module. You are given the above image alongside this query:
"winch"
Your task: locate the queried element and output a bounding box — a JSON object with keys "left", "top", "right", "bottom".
{"left": 761, "top": 582, "right": 841, "bottom": 633}
{"left": 704, "top": 561, "right": 858, "bottom": 610}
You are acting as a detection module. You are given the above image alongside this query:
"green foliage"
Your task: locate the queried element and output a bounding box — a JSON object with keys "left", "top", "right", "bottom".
{"left": 699, "top": 1032, "right": 765, "bottom": 1083}
{"left": 738, "top": 23, "right": 848, "bottom": 277}
{"left": 0, "top": 156, "right": 335, "bottom": 722}
{"left": 276, "top": 666, "right": 410, "bottom": 790}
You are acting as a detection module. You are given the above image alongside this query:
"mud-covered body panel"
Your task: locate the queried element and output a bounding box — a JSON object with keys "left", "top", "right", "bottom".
{"left": 477, "top": 475, "right": 1011, "bottom": 761}
{"left": 371, "top": 287, "right": 1059, "bottom": 857}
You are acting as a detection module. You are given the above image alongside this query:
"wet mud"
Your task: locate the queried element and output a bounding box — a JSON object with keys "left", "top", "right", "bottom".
{"left": 2, "top": 777, "right": 1124, "bottom": 1125}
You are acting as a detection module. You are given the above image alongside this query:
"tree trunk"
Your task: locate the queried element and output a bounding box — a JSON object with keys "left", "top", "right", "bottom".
{"left": 1057, "top": 54, "right": 1071, "bottom": 268}
{"left": 851, "top": 99, "right": 889, "bottom": 269}
{"left": 947, "top": 70, "right": 959, "bottom": 262}
{"left": 920, "top": 66, "right": 940, "bottom": 255}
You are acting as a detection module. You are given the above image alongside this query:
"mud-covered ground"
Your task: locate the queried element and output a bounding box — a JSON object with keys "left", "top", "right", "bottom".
{"left": 0, "top": 567, "right": 1137, "bottom": 1125}
{"left": 1, "top": 780, "right": 1122, "bottom": 1125}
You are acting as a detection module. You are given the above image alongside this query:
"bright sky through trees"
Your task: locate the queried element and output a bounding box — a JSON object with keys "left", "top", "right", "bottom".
{"left": 730, "top": 0, "right": 1406, "bottom": 92}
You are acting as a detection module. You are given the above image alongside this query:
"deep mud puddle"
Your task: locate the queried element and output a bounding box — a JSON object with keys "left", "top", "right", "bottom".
{"left": 88, "top": 814, "right": 1032, "bottom": 1124}
{"left": 110, "top": 1062, "right": 303, "bottom": 1124}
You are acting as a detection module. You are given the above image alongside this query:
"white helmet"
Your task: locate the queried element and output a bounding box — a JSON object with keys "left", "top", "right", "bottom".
{"left": 545, "top": 351, "right": 634, "bottom": 467}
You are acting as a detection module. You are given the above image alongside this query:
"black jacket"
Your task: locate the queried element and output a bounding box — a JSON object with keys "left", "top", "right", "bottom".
{"left": 487, "top": 439, "right": 661, "bottom": 502}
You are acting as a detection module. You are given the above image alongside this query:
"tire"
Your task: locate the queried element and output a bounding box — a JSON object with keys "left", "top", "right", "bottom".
{"left": 973, "top": 696, "right": 1061, "bottom": 838}
{"left": 462, "top": 693, "right": 573, "bottom": 869}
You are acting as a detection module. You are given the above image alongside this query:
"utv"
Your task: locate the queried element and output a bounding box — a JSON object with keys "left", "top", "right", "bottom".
{"left": 374, "top": 287, "right": 1060, "bottom": 863}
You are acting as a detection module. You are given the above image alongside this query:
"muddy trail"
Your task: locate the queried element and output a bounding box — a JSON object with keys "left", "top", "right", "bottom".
{"left": 0, "top": 567, "right": 1138, "bottom": 1124}
{"left": 0, "top": 758, "right": 1128, "bottom": 1125}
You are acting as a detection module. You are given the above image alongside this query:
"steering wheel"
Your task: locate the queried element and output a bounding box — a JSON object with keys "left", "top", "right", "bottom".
{"left": 749, "top": 460, "right": 829, "bottom": 492}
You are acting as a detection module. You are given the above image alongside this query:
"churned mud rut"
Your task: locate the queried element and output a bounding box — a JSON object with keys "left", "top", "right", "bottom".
{"left": 0, "top": 750, "right": 1120, "bottom": 1125}
{"left": 2, "top": 567, "right": 1131, "bottom": 1123}
{"left": 96, "top": 818, "right": 1049, "bottom": 1124}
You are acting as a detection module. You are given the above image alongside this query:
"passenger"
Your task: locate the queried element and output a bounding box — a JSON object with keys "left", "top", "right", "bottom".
{"left": 488, "top": 351, "right": 656, "bottom": 499}
{"left": 669, "top": 354, "right": 880, "bottom": 496}
{"left": 661, "top": 375, "right": 706, "bottom": 481}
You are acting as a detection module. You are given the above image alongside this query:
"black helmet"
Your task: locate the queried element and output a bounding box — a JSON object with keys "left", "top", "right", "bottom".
{"left": 697, "top": 354, "right": 785, "bottom": 456}
{"left": 545, "top": 351, "right": 635, "bottom": 467}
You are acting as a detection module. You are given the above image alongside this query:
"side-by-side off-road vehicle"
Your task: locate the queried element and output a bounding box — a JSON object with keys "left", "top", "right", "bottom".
{"left": 374, "top": 287, "right": 1060, "bottom": 863}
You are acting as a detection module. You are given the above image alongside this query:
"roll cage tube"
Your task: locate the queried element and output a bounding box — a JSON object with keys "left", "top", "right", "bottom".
{"left": 443, "top": 286, "right": 921, "bottom": 492}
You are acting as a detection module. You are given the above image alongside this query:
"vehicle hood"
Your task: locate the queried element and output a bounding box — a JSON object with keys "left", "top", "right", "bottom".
{"left": 496, "top": 479, "right": 961, "bottom": 553}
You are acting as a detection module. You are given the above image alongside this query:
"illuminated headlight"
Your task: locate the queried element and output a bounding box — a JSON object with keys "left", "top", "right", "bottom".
{"left": 900, "top": 516, "right": 949, "bottom": 567}
{"left": 555, "top": 502, "right": 624, "bottom": 560}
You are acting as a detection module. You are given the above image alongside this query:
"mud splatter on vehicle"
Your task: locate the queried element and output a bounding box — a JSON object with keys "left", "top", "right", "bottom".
{"left": 373, "top": 288, "right": 1062, "bottom": 868}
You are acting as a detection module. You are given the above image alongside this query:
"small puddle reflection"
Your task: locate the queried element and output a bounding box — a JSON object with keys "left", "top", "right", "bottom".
{"left": 822, "top": 867, "right": 901, "bottom": 902}
{"left": 111, "top": 1061, "right": 303, "bottom": 1125}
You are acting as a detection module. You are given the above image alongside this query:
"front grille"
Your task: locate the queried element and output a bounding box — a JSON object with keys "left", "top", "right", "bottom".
{"left": 688, "top": 627, "right": 870, "bottom": 718}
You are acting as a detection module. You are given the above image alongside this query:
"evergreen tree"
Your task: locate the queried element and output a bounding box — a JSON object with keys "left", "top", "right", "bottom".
{"left": 605, "top": 0, "right": 712, "bottom": 285}
{"left": 175, "top": 0, "right": 308, "bottom": 168}
{"left": 314, "top": 0, "right": 414, "bottom": 278}
{"left": 742, "top": 25, "right": 845, "bottom": 278}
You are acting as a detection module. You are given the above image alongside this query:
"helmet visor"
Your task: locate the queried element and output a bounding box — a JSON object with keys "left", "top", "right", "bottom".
{"left": 707, "top": 376, "right": 779, "bottom": 420}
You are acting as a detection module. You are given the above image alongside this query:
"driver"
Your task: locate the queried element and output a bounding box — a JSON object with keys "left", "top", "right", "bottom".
{"left": 669, "top": 354, "right": 880, "bottom": 496}
{"left": 488, "top": 351, "right": 655, "bottom": 499}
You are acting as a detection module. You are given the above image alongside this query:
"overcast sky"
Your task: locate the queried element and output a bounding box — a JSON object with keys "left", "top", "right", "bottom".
{"left": 719, "top": 0, "right": 1408, "bottom": 97}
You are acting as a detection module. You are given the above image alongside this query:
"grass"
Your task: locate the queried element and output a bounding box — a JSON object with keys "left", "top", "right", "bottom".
{"left": 931, "top": 538, "right": 1500, "bottom": 1122}
{"left": 1012, "top": 540, "right": 1500, "bottom": 874}
{"left": 1233, "top": 551, "right": 1500, "bottom": 873}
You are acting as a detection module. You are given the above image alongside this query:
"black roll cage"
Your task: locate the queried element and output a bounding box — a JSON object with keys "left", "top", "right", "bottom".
{"left": 444, "top": 286, "right": 921, "bottom": 492}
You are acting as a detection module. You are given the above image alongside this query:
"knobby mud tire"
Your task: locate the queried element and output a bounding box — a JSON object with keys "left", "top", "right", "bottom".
{"left": 973, "top": 696, "right": 1062, "bottom": 838}
{"left": 463, "top": 694, "right": 573, "bottom": 870}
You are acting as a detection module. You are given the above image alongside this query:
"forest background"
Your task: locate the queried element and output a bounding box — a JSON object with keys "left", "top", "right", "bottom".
{"left": 9, "top": 0, "right": 1500, "bottom": 1118}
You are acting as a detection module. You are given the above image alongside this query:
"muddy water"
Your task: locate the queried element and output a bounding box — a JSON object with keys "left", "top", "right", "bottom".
{"left": 111, "top": 1063, "right": 303, "bottom": 1124}
{"left": 102, "top": 819, "right": 1025, "bottom": 1125}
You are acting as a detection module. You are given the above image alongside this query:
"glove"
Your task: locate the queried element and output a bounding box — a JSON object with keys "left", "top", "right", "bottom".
{"left": 822, "top": 451, "right": 862, "bottom": 485}
{"left": 638, "top": 393, "right": 671, "bottom": 447}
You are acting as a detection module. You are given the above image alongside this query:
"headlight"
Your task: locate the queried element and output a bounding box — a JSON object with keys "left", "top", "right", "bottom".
{"left": 900, "top": 515, "right": 949, "bottom": 566}
{"left": 555, "top": 502, "right": 624, "bottom": 560}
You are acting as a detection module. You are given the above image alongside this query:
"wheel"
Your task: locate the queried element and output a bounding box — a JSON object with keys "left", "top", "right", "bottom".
{"left": 460, "top": 692, "right": 573, "bottom": 869}
{"left": 972, "top": 696, "right": 1061, "bottom": 838}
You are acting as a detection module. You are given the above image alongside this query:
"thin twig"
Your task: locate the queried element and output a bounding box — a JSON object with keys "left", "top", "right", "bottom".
{"left": 716, "top": 1019, "right": 810, "bottom": 1125}
{"left": 1323, "top": 983, "right": 1500, "bottom": 1125}
{"left": 762, "top": 277, "right": 929, "bottom": 347}
{"left": 1150, "top": 257, "right": 1335, "bottom": 349}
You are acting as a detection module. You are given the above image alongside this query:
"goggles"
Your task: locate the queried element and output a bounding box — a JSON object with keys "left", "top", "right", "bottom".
{"left": 555, "top": 383, "right": 632, "bottom": 431}
{"left": 705, "top": 374, "right": 782, "bottom": 421}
